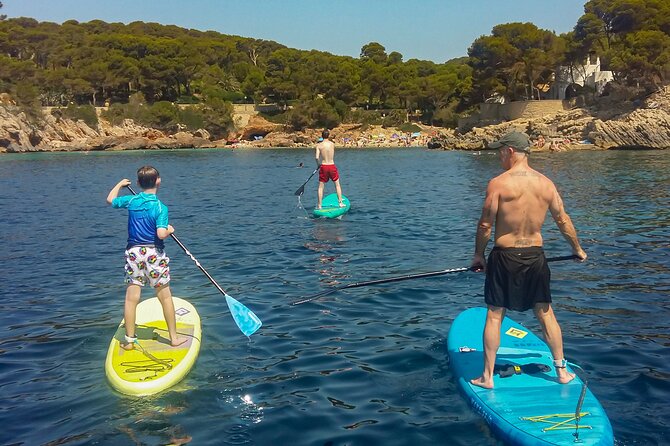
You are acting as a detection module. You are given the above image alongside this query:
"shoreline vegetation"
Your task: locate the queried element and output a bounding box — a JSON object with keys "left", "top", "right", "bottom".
{"left": 2, "top": 85, "right": 669, "bottom": 154}
{"left": 1, "top": 1, "right": 669, "bottom": 154}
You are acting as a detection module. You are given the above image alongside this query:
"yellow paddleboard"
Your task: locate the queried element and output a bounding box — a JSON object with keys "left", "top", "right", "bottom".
{"left": 105, "top": 296, "right": 201, "bottom": 396}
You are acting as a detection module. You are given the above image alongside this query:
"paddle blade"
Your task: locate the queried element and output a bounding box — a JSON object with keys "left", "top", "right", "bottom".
{"left": 295, "top": 168, "right": 318, "bottom": 195}
{"left": 225, "top": 294, "right": 262, "bottom": 336}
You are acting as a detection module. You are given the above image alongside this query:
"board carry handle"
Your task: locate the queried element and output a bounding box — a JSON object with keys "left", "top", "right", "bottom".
{"left": 126, "top": 185, "right": 262, "bottom": 337}
{"left": 294, "top": 167, "right": 319, "bottom": 196}
{"left": 293, "top": 254, "right": 580, "bottom": 305}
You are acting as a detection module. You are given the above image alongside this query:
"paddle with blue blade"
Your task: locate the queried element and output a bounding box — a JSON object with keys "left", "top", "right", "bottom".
{"left": 126, "top": 186, "right": 262, "bottom": 336}
{"left": 294, "top": 167, "right": 319, "bottom": 196}
{"left": 293, "top": 255, "right": 579, "bottom": 305}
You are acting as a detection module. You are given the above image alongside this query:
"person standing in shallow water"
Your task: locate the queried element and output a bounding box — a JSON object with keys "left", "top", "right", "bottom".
{"left": 106, "top": 166, "right": 187, "bottom": 351}
{"left": 469, "top": 131, "right": 587, "bottom": 389}
{"left": 315, "top": 129, "right": 345, "bottom": 209}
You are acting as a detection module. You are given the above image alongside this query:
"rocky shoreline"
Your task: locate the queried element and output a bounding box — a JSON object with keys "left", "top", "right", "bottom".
{"left": 2, "top": 88, "right": 669, "bottom": 154}
{"left": 434, "top": 92, "right": 670, "bottom": 152}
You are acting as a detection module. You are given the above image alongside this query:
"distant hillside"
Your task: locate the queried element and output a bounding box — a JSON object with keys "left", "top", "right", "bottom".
{"left": 1, "top": 0, "right": 668, "bottom": 133}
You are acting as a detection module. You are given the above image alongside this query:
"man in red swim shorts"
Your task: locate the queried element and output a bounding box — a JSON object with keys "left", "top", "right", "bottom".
{"left": 318, "top": 164, "right": 339, "bottom": 183}
{"left": 315, "top": 129, "right": 345, "bottom": 209}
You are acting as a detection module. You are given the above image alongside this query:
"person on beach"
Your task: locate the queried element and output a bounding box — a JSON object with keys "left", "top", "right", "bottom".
{"left": 469, "top": 131, "right": 587, "bottom": 389}
{"left": 315, "top": 129, "right": 345, "bottom": 209}
{"left": 106, "top": 166, "right": 186, "bottom": 351}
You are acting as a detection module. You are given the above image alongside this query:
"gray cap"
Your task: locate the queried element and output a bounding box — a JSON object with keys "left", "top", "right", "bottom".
{"left": 488, "top": 131, "right": 531, "bottom": 153}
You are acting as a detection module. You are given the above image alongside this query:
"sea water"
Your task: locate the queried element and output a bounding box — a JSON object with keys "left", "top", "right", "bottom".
{"left": 0, "top": 148, "right": 667, "bottom": 445}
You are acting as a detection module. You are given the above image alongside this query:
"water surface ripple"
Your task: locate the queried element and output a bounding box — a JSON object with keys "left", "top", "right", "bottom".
{"left": 0, "top": 148, "right": 667, "bottom": 445}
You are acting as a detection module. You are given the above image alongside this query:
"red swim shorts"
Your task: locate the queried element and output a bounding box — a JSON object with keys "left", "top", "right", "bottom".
{"left": 319, "top": 164, "right": 339, "bottom": 183}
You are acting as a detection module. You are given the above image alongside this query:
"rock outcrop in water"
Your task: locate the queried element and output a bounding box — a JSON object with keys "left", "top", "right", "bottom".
{"left": 1, "top": 87, "right": 669, "bottom": 152}
{"left": 0, "top": 107, "right": 216, "bottom": 153}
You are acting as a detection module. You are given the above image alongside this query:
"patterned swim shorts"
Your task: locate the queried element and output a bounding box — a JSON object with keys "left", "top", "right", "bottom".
{"left": 124, "top": 245, "right": 170, "bottom": 288}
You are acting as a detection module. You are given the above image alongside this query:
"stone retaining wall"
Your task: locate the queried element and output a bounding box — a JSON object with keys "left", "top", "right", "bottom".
{"left": 459, "top": 100, "right": 574, "bottom": 131}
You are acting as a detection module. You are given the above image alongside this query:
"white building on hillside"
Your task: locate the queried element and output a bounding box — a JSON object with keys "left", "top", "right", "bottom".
{"left": 551, "top": 56, "right": 614, "bottom": 100}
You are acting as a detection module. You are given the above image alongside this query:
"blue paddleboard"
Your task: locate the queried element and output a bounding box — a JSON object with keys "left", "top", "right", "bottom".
{"left": 447, "top": 307, "right": 613, "bottom": 446}
{"left": 313, "top": 193, "right": 350, "bottom": 219}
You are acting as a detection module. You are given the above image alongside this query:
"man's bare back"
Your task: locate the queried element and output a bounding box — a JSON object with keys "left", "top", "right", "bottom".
{"left": 474, "top": 144, "right": 584, "bottom": 265}
{"left": 489, "top": 165, "right": 556, "bottom": 248}
{"left": 316, "top": 139, "right": 336, "bottom": 165}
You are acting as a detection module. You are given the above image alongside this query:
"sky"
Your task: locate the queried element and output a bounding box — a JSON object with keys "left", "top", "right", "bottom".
{"left": 4, "top": 0, "right": 588, "bottom": 63}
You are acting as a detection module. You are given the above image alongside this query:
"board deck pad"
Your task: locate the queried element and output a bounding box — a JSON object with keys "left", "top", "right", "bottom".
{"left": 447, "top": 307, "right": 613, "bottom": 446}
{"left": 313, "top": 193, "right": 350, "bottom": 218}
{"left": 105, "top": 296, "right": 201, "bottom": 396}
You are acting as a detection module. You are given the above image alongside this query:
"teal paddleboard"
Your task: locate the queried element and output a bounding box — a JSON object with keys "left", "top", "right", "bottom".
{"left": 447, "top": 307, "right": 613, "bottom": 445}
{"left": 313, "top": 193, "right": 350, "bottom": 219}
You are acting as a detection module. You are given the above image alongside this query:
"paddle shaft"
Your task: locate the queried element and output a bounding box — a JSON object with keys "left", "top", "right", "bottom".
{"left": 293, "top": 254, "right": 580, "bottom": 305}
{"left": 169, "top": 232, "right": 231, "bottom": 296}
{"left": 336, "top": 266, "right": 470, "bottom": 291}
{"left": 125, "top": 185, "right": 231, "bottom": 297}
{"left": 294, "top": 167, "right": 319, "bottom": 196}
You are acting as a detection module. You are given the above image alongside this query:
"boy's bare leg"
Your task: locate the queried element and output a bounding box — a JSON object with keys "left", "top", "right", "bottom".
{"left": 335, "top": 180, "right": 344, "bottom": 207}
{"left": 156, "top": 285, "right": 187, "bottom": 347}
{"left": 122, "top": 284, "right": 141, "bottom": 350}
{"left": 317, "top": 182, "right": 325, "bottom": 209}
{"left": 534, "top": 303, "right": 575, "bottom": 384}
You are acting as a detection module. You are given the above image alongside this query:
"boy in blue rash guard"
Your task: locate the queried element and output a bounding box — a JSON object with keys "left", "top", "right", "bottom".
{"left": 107, "top": 166, "right": 186, "bottom": 351}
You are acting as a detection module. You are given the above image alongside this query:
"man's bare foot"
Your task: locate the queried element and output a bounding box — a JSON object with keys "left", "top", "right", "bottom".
{"left": 470, "top": 376, "right": 494, "bottom": 389}
{"left": 121, "top": 342, "right": 135, "bottom": 351}
{"left": 316, "top": 205, "right": 322, "bottom": 210}
{"left": 338, "top": 202, "right": 345, "bottom": 208}
{"left": 557, "top": 370, "right": 576, "bottom": 384}
{"left": 171, "top": 337, "right": 188, "bottom": 347}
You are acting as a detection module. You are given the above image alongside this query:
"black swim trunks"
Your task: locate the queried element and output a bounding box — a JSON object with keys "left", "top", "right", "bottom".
{"left": 484, "top": 246, "right": 551, "bottom": 311}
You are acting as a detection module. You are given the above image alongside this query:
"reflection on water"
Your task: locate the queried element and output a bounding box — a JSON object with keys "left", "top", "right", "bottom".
{"left": 312, "top": 219, "right": 347, "bottom": 246}
{"left": 306, "top": 220, "right": 348, "bottom": 288}
{"left": 118, "top": 402, "right": 192, "bottom": 445}
{"left": 0, "top": 148, "right": 668, "bottom": 445}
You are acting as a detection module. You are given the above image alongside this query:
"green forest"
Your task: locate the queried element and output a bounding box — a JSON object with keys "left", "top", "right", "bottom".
{"left": 1, "top": 0, "right": 669, "bottom": 138}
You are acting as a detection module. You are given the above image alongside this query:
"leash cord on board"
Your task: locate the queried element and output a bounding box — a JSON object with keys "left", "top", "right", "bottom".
{"left": 119, "top": 338, "right": 174, "bottom": 379}
{"left": 568, "top": 361, "right": 589, "bottom": 442}
{"left": 134, "top": 339, "right": 173, "bottom": 369}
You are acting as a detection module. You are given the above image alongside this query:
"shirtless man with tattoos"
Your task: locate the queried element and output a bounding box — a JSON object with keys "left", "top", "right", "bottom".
{"left": 469, "top": 131, "right": 587, "bottom": 389}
